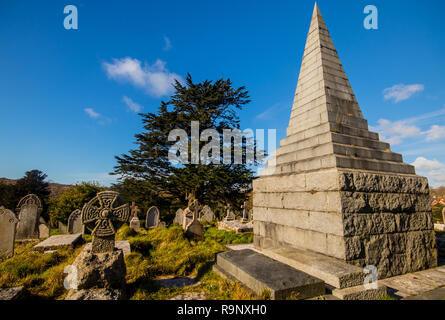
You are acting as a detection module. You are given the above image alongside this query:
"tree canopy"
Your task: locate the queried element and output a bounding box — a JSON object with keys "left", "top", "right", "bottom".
{"left": 112, "top": 74, "right": 255, "bottom": 213}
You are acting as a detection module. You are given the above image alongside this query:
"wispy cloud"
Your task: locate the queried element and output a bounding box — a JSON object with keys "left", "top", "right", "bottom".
{"left": 383, "top": 83, "right": 424, "bottom": 103}
{"left": 425, "top": 125, "right": 445, "bottom": 142}
{"left": 103, "top": 57, "right": 183, "bottom": 97}
{"left": 256, "top": 103, "right": 288, "bottom": 120}
{"left": 122, "top": 96, "right": 143, "bottom": 113}
{"left": 84, "top": 108, "right": 100, "bottom": 119}
{"left": 412, "top": 157, "right": 443, "bottom": 171}
{"left": 84, "top": 108, "right": 111, "bottom": 125}
{"left": 370, "top": 107, "right": 445, "bottom": 145}
{"left": 163, "top": 36, "right": 172, "bottom": 51}
{"left": 411, "top": 157, "right": 445, "bottom": 187}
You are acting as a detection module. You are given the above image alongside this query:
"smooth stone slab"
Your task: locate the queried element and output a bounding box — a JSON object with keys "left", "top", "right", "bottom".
{"left": 258, "top": 245, "right": 365, "bottom": 288}
{"left": 402, "top": 287, "right": 445, "bottom": 300}
{"left": 33, "top": 234, "right": 84, "bottom": 252}
{"left": 0, "top": 286, "right": 25, "bottom": 300}
{"left": 215, "top": 249, "right": 325, "bottom": 300}
{"left": 83, "top": 240, "right": 131, "bottom": 256}
{"left": 379, "top": 273, "right": 437, "bottom": 296}
{"left": 332, "top": 283, "right": 387, "bottom": 300}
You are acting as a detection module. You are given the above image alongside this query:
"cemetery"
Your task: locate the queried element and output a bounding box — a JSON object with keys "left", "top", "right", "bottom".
{"left": 0, "top": 2, "right": 444, "bottom": 303}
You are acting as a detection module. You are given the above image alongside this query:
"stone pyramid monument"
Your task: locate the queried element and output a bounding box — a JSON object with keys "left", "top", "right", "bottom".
{"left": 253, "top": 3, "right": 437, "bottom": 279}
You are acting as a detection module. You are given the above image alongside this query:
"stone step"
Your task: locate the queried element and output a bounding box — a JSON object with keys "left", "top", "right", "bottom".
{"left": 332, "top": 283, "right": 388, "bottom": 300}
{"left": 275, "top": 142, "right": 403, "bottom": 165}
{"left": 214, "top": 249, "right": 325, "bottom": 300}
{"left": 336, "top": 155, "right": 415, "bottom": 174}
{"left": 257, "top": 245, "right": 365, "bottom": 289}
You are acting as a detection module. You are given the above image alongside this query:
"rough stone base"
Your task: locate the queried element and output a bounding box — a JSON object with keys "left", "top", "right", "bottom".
{"left": 65, "top": 288, "right": 124, "bottom": 300}
{"left": 332, "top": 284, "right": 387, "bottom": 300}
{"left": 214, "top": 249, "right": 325, "bottom": 300}
{"left": 71, "top": 248, "right": 126, "bottom": 290}
{"left": 0, "top": 286, "right": 25, "bottom": 300}
{"left": 253, "top": 169, "right": 438, "bottom": 279}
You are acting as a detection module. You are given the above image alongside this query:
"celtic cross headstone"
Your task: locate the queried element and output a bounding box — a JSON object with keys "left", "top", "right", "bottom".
{"left": 82, "top": 191, "right": 130, "bottom": 254}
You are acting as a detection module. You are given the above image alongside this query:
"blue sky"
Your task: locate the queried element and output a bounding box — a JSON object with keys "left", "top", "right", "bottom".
{"left": 0, "top": 0, "right": 444, "bottom": 186}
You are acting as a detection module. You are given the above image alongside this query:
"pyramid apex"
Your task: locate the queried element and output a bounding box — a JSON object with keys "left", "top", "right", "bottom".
{"left": 313, "top": 2, "right": 321, "bottom": 18}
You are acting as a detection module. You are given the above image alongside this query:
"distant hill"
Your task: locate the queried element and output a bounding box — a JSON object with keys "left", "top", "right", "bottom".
{"left": 0, "top": 177, "right": 72, "bottom": 198}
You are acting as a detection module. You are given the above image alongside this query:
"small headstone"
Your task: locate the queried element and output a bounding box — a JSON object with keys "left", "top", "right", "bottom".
{"left": 173, "top": 209, "right": 184, "bottom": 225}
{"left": 68, "top": 209, "right": 83, "bottom": 234}
{"left": 130, "top": 216, "right": 141, "bottom": 231}
{"left": 199, "top": 205, "right": 214, "bottom": 222}
{"left": 0, "top": 207, "right": 18, "bottom": 261}
{"left": 158, "top": 221, "right": 166, "bottom": 229}
{"left": 224, "top": 208, "right": 236, "bottom": 221}
{"left": 442, "top": 207, "right": 445, "bottom": 224}
{"left": 185, "top": 210, "right": 204, "bottom": 239}
{"left": 82, "top": 191, "right": 130, "bottom": 254}
{"left": 145, "top": 206, "right": 160, "bottom": 229}
{"left": 38, "top": 223, "right": 50, "bottom": 239}
{"left": 58, "top": 222, "right": 68, "bottom": 234}
{"left": 15, "top": 194, "right": 42, "bottom": 240}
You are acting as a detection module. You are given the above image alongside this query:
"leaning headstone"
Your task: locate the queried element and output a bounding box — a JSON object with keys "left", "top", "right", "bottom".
{"left": 66, "top": 191, "right": 130, "bottom": 300}
{"left": 173, "top": 209, "right": 183, "bottom": 225}
{"left": 15, "top": 194, "right": 42, "bottom": 240}
{"left": 0, "top": 207, "right": 18, "bottom": 261}
{"left": 68, "top": 209, "right": 82, "bottom": 234}
{"left": 145, "top": 206, "right": 160, "bottom": 229}
{"left": 199, "top": 205, "right": 214, "bottom": 222}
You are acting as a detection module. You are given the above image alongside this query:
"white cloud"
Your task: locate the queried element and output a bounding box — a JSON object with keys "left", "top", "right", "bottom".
{"left": 370, "top": 118, "right": 421, "bottom": 145}
{"left": 122, "top": 96, "right": 142, "bottom": 113}
{"left": 84, "top": 108, "right": 111, "bottom": 125}
{"left": 425, "top": 125, "right": 445, "bottom": 142}
{"left": 411, "top": 157, "right": 443, "bottom": 171}
{"left": 383, "top": 84, "right": 424, "bottom": 103}
{"left": 163, "top": 36, "right": 172, "bottom": 51}
{"left": 84, "top": 108, "right": 100, "bottom": 119}
{"left": 103, "top": 57, "right": 183, "bottom": 97}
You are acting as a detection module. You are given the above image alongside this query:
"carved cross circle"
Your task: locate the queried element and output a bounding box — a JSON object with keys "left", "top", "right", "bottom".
{"left": 82, "top": 191, "right": 130, "bottom": 237}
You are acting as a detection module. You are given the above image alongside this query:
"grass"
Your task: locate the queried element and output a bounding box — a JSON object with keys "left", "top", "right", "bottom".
{"left": 0, "top": 223, "right": 256, "bottom": 300}
{"left": 122, "top": 223, "right": 258, "bottom": 299}
{"left": 0, "top": 242, "right": 83, "bottom": 300}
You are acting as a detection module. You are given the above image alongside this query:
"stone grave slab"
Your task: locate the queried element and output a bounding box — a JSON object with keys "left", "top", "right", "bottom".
{"left": 214, "top": 249, "right": 325, "bottom": 300}
{"left": 33, "top": 234, "right": 84, "bottom": 252}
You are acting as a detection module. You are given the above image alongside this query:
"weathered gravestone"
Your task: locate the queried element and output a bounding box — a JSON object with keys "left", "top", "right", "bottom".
{"left": 224, "top": 207, "right": 236, "bottom": 221}
{"left": 66, "top": 191, "right": 130, "bottom": 300}
{"left": 15, "top": 194, "right": 42, "bottom": 240}
{"left": 182, "top": 200, "right": 200, "bottom": 230}
{"left": 58, "top": 222, "right": 68, "bottom": 234}
{"left": 173, "top": 208, "right": 184, "bottom": 225}
{"left": 145, "top": 206, "right": 160, "bottom": 229}
{"left": 0, "top": 207, "right": 18, "bottom": 261}
{"left": 185, "top": 209, "right": 204, "bottom": 240}
{"left": 68, "top": 209, "right": 83, "bottom": 234}
{"left": 199, "top": 205, "right": 215, "bottom": 222}
{"left": 129, "top": 204, "right": 141, "bottom": 231}
{"left": 215, "top": 4, "right": 432, "bottom": 300}
{"left": 130, "top": 216, "right": 141, "bottom": 232}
